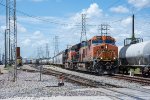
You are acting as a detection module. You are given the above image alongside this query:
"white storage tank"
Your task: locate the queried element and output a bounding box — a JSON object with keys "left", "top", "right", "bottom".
{"left": 119, "top": 40, "right": 150, "bottom": 66}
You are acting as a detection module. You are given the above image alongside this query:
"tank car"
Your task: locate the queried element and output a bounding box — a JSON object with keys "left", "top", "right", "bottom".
{"left": 119, "top": 14, "right": 150, "bottom": 77}
{"left": 119, "top": 41, "right": 150, "bottom": 76}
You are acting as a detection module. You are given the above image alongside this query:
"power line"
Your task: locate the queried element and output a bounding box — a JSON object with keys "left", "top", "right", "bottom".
{"left": 0, "top": 2, "right": 69, "bottom": 26}
{"left": 0, "top": 1, "right": 124, "bottom": 27}
{"left": 0, "top": 2, "right": 86, "bottom": 27}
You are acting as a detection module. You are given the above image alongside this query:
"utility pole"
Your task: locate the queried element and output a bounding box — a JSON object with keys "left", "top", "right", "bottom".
{"left": 5, "top": 0, "right": 9, "bottom": 67}
{"left": 80, "top": 14, "right": 87, "bottom": 42}
{"left": 2, "top": 53, "right": 5, "bottom": 65}
{"left": 5, "top": 29, "right": 8, "bottom": 67}
{"left": 11, "top": 44, "right": 13, "bottom": 63}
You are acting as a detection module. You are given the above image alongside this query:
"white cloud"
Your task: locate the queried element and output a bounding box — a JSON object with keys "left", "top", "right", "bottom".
{"left": 110, "top": 5, "right": 129, "bottom": 13}
{"left": 21, "top": 38, "right": 31, "bottom": 46}
{"left": 63, "top": 3, "right": 103, "bottom": 33}
{"left": 33, "top": 31, "right": 42, "bottom": 36}
{"left": 121, "top": 17, "right": 132, "bottom": 27}
{"left": 128, "top": 0, "right": 150, "bottom": 8}
{"left": 32, "top": 31, "right": 44, "bottom": 40}
{"left": 70, "top": 3, "right": 103, "bottom": 22}
{"left": 17, "top": 24, "right": 27, "bottom": 33}
{"left": 83, "top": 3, "right": 103, "bottom": 18}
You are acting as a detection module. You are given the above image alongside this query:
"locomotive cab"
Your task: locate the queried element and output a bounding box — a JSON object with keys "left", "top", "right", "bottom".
{"left": 91, "top": 36, "right": 118, "bottom": 75}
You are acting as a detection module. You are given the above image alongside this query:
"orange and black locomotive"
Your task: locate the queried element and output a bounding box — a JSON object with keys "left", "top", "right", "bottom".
{"left": 64, "top": 35, "right": 118, "bottom": 75}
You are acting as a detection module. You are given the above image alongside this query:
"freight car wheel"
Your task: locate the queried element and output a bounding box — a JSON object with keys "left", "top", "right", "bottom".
{"left": 142, "top": 67, "right": 150, "bottom": 77}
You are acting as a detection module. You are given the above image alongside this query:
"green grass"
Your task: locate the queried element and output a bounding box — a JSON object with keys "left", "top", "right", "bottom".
{"left": 4, "top": 65, "right": 14, "bottom": 71}
{"left": 129, "top": 68, "right": 141, "bottom": 74}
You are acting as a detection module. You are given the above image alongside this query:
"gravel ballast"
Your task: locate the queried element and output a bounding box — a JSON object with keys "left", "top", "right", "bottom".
{"left": 0, "top": 66, "right": 105, "bottom": 99}
{"left": 44, "top": 65, "right": 143, "bottom": 88}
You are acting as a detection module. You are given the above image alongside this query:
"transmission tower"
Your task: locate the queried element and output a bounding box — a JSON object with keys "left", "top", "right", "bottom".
{"left": 9, "top": 0, "right": 17, "bottom": 63}
{"left": 5, "top": 0, "right": 17, "bottom": 81}
{"left": 98, "top": 24, "right": 110, "bottom": 36}
{"left": 45, "top": 43, "right": 49, "bottom": 59}
{"left": 80, "top": 14, "right": 87, "bottom": 42}
{"left": 54, "top": 36, "right": 59, "bottom": 63}
{"left": 38, "top": 47, "right": 43, "bottom": 59}
{"left": 0, "top": 48, "right": 1, "bottom": 62}
{"left": 37, "top": 47, "right": 40, "bottom": 59}
{"left": 67, "top": 44, "right": 72, "bottom": 49}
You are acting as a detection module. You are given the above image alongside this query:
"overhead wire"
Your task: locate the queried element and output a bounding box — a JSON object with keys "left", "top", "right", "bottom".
{"left": 0, "top": 2, "right": 81, "bottom": 26}
{"left": 0, "top": 0, "right": 149, "bottom": 36}
{"left": 0, "top": 1, "right": 131, "bottom": 28}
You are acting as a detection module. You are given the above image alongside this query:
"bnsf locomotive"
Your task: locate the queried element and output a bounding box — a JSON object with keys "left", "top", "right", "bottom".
{"left": 53, "top": 35, "right": 118, "bottom": 75}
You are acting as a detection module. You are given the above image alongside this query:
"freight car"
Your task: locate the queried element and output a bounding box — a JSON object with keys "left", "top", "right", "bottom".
{"left": 119, "top": 41, "right": 150, "bottom": 76}
{"left": 53, "top": 35, "right": 118, "bottom": 75}
{"left": 16, "top": 47, "right": 22, "bottom": 66}
{"left": 53, "top": 51, "right": 65, "bottom": 67}
{"left": 32, "top": 58, "right": 53, "bottom": 65}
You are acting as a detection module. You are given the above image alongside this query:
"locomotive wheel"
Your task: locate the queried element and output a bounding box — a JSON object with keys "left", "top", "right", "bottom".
{"left": 94, "top": 63, "right": 104, "bottom": 76}
{"left": 108, "top": 66, "right": 118, "bottom": 75}
{"left": 98, "top": 66, "right": 104, "bottom": 76}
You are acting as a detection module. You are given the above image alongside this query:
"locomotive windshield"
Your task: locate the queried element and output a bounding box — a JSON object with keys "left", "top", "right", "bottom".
{"left": 105, "top": 39, "right": 115, "bottom": 45}
{"left": 92, "top": 40, "right": 103, "bottom": 44}
{"left": 92, "top": 39, "right": 115, "bottom": 45}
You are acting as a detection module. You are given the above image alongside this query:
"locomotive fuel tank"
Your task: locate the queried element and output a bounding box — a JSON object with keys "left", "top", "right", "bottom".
{"left": 119, "top": 41, "right": 150, "bottom": 66}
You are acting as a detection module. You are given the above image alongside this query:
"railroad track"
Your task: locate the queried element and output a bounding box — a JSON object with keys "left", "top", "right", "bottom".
{"left": 21, "top": 64, "right": 150, "bottom": 100}
{"left": 42, "top": 68, "right": 120, "bottom": 88}
{"left": 42, "top": 68, "right": 150, "bottom": 100}
{"left": 26, "top": 64, "right": 120, "bottom": 88}
{"left": 112, "top": 74, "right": 150, "bottom": 86}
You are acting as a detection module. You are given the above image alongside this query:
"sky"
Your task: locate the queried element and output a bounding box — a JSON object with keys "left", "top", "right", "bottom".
{"left": 0, "top": 0, "right": 150, "bottom": 59}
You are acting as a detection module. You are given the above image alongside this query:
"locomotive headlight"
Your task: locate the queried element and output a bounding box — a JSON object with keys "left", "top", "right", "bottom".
{"left": 113, "top": 57, "right": 116, "bottom": 60}
{"left": 106, "top": 45, "right": 108, "bottom": 49}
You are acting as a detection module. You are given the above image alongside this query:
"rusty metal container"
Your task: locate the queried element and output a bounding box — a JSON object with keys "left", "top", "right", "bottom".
{"left": 16, "top": 47, "right": 20, "bottom": 58}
